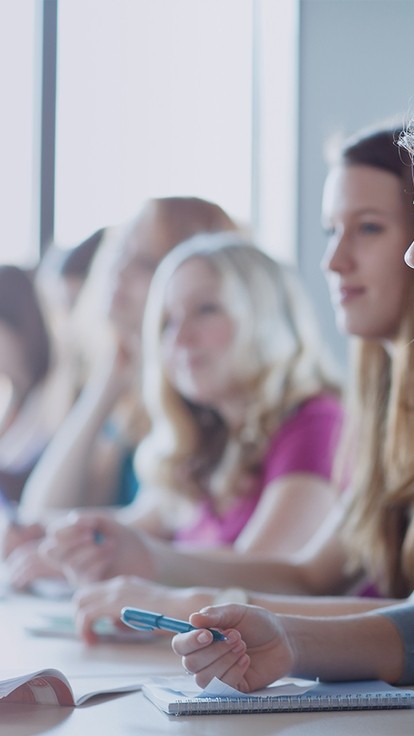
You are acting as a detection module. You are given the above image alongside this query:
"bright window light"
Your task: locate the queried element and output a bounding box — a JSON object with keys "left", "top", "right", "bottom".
{"left": 55, "top": 0, "right": 254, "bottom": 246}
{"left": 0, "top": 1, "right": 36, "bottom": 266}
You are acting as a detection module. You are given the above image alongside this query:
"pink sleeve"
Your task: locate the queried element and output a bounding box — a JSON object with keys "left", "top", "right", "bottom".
{"left": 261, "top": 394, "right": 343, "bottom": 488}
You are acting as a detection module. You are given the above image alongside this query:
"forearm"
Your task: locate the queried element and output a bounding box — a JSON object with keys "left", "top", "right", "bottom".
{"left": 149, "top": 539, "right": 313, "bottom": 594}
{"left": 20, "top": 385, "right": 116, "bottom": 512}
{"left": 249, "top": 592, "right": 399, "bottom": 616}
{"left": 283, "top": 612, "right": 404, "bottom": 683}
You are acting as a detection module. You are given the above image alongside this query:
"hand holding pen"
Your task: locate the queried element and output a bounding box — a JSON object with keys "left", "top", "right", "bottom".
{"left": 40, "top": 513, "right": 156, "bottom": 586}
{"left": 121, "top": 607, "right": 227, "bottom": 641}
{"left": 171, "top": 603, "right": 297, "bottom": 693}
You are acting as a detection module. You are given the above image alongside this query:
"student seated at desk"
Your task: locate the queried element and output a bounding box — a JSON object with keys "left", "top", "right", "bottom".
{"left": 155, "top": 124, "right": 414, "bottom": 692}
{"left": 0, "top": 266, "right": 71, "bottom": 504}
{"left": 1, "top": 197, "right": 240, "bottom": 579}
{"left": 41, "top": 234, "right": 343, "bottom": 589}
{"left": 21, "top": 197, "right": 240, "bottom": 514}
{"left": 171, "top": 598, "right": 414, "bottom": 690}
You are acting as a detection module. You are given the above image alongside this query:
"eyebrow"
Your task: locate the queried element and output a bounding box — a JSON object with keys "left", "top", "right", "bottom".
{"left": 322, "top": 208, "right": 392, "bottom": 223}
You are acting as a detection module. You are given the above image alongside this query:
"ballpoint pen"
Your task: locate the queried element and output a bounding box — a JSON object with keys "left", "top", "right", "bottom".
{"left": 120, "top": 607, "right": 227, "bottom": 641}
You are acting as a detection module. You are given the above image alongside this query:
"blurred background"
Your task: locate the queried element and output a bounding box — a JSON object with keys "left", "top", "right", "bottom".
{"left": 1, "top": 0, "right": 414, "bottom": 364}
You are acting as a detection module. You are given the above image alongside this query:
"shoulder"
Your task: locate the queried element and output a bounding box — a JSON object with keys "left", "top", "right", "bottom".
{"left": 262, "top": 393, "right": 344, "bottom": 482}
{"left": 276, "top": 393, "right": 344, "bottom": 439}
{"left": 291, "top": 393, "right": 343, "bottom": 421}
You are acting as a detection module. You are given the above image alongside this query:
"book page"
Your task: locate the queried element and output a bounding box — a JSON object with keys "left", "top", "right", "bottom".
{"left": 0, "top": 668, "right": 144, "bottom": 706}
{"left": 142, "top": 674, "right": 316, "bottom": 705}
{"left": 69, "top": 675, "right": 144, "bottom": 705}
{"left": 0, "top": 669, "right": 75, "bottom": 705}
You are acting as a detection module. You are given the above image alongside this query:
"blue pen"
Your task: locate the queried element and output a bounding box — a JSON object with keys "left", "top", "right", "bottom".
{"left": 93, "top": 529, "right": 105, "bottom": 544}
{"left": 120, "top": 607, "right": 227, "bottom": 641}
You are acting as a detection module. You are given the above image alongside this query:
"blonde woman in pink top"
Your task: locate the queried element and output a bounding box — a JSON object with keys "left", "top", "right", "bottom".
{"left": 43, "top": 234, "right": 343, "bottom": 600}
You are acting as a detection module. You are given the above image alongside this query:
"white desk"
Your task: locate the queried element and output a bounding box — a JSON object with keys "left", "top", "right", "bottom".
{"left": 1, "top": 591, "right": 413, "bottom": 736}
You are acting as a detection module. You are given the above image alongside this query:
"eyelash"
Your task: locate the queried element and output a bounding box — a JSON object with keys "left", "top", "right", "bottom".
{"left": 161, "top": 303, "right": 220, "bottom": 332}
{"left": 323, "top": 223, "right": 384, "bottom": 238}
{"left": 359, "top": 223, "right": 384, "bottom": 234}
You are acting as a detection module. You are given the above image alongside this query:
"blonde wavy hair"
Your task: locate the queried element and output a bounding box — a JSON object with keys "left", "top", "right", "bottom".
{"left": 135, "top": 233, "right": 341, "bottom": 503}
{"left": 335, "top": 124, "right": 414, "bottom": 597}
{"left": 69, "top": 197, "right": 242, "bottom": 446}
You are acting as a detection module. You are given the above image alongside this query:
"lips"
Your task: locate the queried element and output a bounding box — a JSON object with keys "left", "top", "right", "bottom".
{"left": 330, "top": 285, "right": 365, "bottom": 306}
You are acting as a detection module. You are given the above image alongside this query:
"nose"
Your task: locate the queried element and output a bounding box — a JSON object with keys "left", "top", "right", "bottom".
{"left": 404, "top": 241, "right": 414, "bottom": 269}
{"left": 321, "top": 231, "right": 353, "bottom": 274}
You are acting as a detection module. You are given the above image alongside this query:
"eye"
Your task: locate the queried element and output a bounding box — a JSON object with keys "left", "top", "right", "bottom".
{"left": 197, "top": 302, "right": 220, "bottom": 315}
{"left": 359, "top": 222, "right": 384, "bottom": 235}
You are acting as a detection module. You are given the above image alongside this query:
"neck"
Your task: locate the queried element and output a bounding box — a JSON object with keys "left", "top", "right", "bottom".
{"left": 215, "top": 395, "right": 250, "bottom": 433}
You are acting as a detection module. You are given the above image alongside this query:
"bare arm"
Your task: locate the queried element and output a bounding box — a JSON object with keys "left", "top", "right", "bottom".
{"left": 147, "top": 501, "right": 352, "bottom": 596}
{"left": 20, "top": 345, "right": 134, "bottom": 512}
{"left": 172, "top": 604, "right": 405, "bottom": 692}
{"left": 234, "top": 473, "right": 336, "bottom": 556}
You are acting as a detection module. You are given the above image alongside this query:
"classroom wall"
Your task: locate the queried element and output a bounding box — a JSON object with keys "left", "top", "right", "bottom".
{"left": 297, "top": 0, "right": 414, "bottom": 369}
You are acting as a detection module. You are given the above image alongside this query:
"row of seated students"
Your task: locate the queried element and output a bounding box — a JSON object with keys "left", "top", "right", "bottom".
{"left": 0, "top": 121, "right": 413, "bottom": 689}
{"left": 0, "top": 227, "right": 108, "bottom": 507}
{"left": 2, "top": 194, "right": 343, "bottom": 590}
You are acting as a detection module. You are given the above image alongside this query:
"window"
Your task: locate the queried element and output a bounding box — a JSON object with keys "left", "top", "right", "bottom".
{"left": 55, "top": 0, "right": 298, "bottom": 261}
{"left": 0, "top": 0, "right": 298, "bottom": 264}
{"left": 55, "top": 0, "right": 254, "bottom": 245}
{"left": 0, "top": 1, "right": 37, "bottom": 266}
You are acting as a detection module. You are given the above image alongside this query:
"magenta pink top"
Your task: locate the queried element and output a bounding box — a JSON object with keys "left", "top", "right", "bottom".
{"left": 174, "top": 394, "right": 343, "bottom": 548}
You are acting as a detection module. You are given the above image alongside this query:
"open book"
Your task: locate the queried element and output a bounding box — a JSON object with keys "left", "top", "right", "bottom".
{"left": 142, "top": 675, "right": 414, "bottom": 716}
{"left": 0, "top": 668, "right": 143, "bottom": 706}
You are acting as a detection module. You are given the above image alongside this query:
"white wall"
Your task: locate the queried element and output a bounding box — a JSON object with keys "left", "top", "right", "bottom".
{"left": 298, "top": 0, "right": 414, "bottom": 369}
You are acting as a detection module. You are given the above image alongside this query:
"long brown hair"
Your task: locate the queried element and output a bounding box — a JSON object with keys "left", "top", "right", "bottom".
{"left": 0, "top": 265, "right": 51, "bottom": 389}
{"left": 333, "top": 125, "right": 414, "bottom": 597}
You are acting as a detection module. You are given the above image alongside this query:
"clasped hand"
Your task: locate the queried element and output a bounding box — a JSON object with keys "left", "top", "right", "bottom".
{"left": 39, "top": 512, "right": 156, "bottom": 586}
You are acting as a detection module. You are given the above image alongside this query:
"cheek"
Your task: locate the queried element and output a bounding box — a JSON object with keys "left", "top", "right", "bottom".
{"left": 205, "top": 320, "right": 235, "bottom": 350}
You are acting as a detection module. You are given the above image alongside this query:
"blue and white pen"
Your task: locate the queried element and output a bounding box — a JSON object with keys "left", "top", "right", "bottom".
{"left": 120, "top": 607, "right": 227, "bottom": 641}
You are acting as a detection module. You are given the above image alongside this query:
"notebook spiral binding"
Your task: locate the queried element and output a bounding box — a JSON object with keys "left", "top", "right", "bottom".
{"left": 172, "top": 691, "right": 414, "bottom": 716}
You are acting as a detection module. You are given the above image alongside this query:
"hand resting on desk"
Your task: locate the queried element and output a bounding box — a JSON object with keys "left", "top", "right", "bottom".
{"left": 74, "top": 575, "right": 212, "bottom": 645}
{"left": 40, "top": 512, "right": 157, "bottom": 586}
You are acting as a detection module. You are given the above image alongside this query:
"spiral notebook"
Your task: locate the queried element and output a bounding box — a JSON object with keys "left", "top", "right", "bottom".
{"left": 142, "top": 675, "right": 414, "bottom": 716}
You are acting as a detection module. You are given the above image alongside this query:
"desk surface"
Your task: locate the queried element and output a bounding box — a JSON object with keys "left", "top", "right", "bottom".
{"left": 1, "top": 590, "right": 413, "bottom": 736}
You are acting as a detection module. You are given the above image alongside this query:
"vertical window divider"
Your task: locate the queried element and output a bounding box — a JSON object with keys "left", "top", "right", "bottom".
{"left": 34, "top": 0, "right": 58, "bottom": 258}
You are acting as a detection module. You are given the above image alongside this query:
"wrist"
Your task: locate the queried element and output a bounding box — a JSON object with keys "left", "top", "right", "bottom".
{"left": 276, "top": 615, "right": 314, "bottom": 678}
{"left": 173, "top": 588, "right": 215, "bottom": 619}
{"left": 212, "top": 587, "right": 250, "bottom": 605}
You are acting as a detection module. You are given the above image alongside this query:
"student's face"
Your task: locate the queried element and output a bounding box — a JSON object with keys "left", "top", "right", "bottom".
{"left": 321, "top": 164, "right": 413, "bottom": 341}
{"left": 108, "top": 208, "right": 177, "bottom": 336}
{"left": 160, "top": 258, "right": 238, "bottom": 407}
